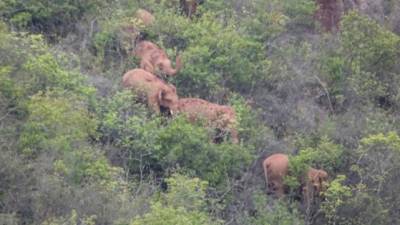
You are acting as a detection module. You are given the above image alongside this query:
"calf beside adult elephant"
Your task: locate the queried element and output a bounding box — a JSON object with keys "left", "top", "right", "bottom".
{"left": 134, "top": 41, "right": 182, "bottom": 77}
{"left": 175, "top": 98, "right": 239, "bottom": 144}
{"left": 262, "top": 153, "right": 328, "bottom": 202}
{"left": 122, "top": 69, "right": 179, "bottom": 114}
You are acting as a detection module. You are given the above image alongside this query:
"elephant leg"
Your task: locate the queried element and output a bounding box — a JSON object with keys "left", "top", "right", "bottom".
{"left": 148, "top": 95, "right": 160, "bottom": 114}
{"left": 264, "top": 167, "right": 270, "bottom": 194}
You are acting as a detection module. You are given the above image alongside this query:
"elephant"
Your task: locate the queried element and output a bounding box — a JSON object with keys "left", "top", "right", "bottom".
{"left": 175, "top": 98, "right": 239, "bottom": 144}
{"left": 134, "top": 41, "right": 182, "bottom": 77}
{"left": 262, "top": 153, "right": 289, "bottom": 197}
{"left": 135, "top": 9, "right": 155, "bottom": 26}
{"left": 315, "top": 0, "right": 342, "bottom": 32}
{"left": 302, "top": 168, "right": 328, "bottom": 204}
{"left": 118, "top": 9, "right": 154, "bottom": 53}
{"left": 122, "top": 69, "right": 179, "bottom": 114}
{"left": 262, "top": 153, "right": 328, "bottom": 200}
{"left": 180, "top": 0, "right": 204, "bottom": 18}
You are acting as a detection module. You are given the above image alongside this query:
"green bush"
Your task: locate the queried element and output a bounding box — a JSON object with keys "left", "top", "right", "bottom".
{"left": 1, "top": 0, "right": 115, "bottom": 37}
{"left": 283, "top": 136, "right": 344, "bottom": 198}
{"left": 97, "top": 90, "right": 253, "bottom": 187}
{"left": 143, "top": 9, "right": 270, "bottom": 98}
{"left": 131, "top": 174, "right": 222, "bottom": 225}
{"left": 240, "top": 191, "right": 304, "bottom": 225}
{"left": 19, "top": 92, "right": 97, "bottom": 156}
{"left": 240, "top": 0, "right": 288, "bottom": 42}
{"left": 0, "top": 28, "right": 94, "bottom": 101}
{"left": 341, "top": 12, "right": 400, "bottom": 108}
{"left": 335, "top": 184, "right": 390, "bottom": 225}
{"left": 320, "top": 175, "right": 352, "bottom": 225}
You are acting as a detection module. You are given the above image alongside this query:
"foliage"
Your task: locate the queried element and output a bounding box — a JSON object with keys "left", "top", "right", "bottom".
{"left": 229, "top": 94, "right": 275, "bottom": 151}
{"left": 19, "top": 92, "right": 97, "bottom": 156}
{"left": 143, "top": 9, "right": 270, "bottom": 98}
{"left": 285, "top": 136, "right": 344, "bottom": 191}
{"left": 294, "top": 135, "right": 344, "bottom": 171}
{"left": 341, "top": 11, "right": 400, "bottom": 108}
{"left": 320, "top": 175, "right": 352, "bottom": 225}
{"left": 240, "top": 191, "right": 304, "bottom": 225}
{"left": 281, "top": 0, "right": 317, "bottom": 28}
{"left": 0, "top": 0, "right": 115, "bottom": 38}
{"left": 353, "top": 132, "right": 400, "bottom": 194}
{"left": 2, "top": 1, "right": 400, "bottom": 225}
{"left": 131, "top": 174, "right": 222, "bottom": 225}
{"left": 240, "top": 0, "right": 288, "bottom": 42}
{"left": 335, "top": 184, "right": 390, "bottom": 225}
{"left": 162, "top": 174, "right": 209, "bottom": 211}
{"left": 42, "top": 210, "right": 96, "bottom": 225}
{"left": 0, "top": 28, "right": 94, "bottom": 106}
{"left": 97, "top": 90, "right": 252, "bottom": 187}
{"left": 157, "top": 116, "right": 253, "bottom": 186}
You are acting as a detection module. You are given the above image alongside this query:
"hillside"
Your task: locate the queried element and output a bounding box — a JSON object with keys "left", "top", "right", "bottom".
{"left": 1, "top": 0, "right": 400, "bottom": 224}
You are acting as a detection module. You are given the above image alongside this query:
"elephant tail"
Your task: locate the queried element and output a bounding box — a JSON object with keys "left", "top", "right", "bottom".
{"left": 263, "top": 160, "right": 270, "bottom": 193}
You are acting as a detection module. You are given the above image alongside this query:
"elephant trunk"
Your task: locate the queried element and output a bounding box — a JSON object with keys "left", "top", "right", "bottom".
{"left": 165, "top": 55, "right": 183, "bottom": 76}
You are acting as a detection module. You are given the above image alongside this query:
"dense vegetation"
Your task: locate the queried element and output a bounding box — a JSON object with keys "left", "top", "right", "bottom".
{"left": 1, "top": 0, "right": 400, "bottom": 224}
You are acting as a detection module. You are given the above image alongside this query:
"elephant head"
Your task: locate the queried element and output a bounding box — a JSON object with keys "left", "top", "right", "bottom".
{"left": 152, "top": 52, "right": 182, "bottom": 76}
{"left": 157, "top": 84, "right": 179, "bottom": 114}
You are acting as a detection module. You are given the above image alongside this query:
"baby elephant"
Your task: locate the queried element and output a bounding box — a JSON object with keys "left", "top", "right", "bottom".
{"left": 262, "top": 153, "right": 328, "bottom": 200}
{"left": 134, "top": 41, "right": 182, "bottom": 77}
{"left": 302, "top": 168, "right": 328, "bottom": 204}
{"left": 122, "top": 69, "right": 179, "bottom": 114}
{"left": 175, "top": 98, "right": 239, "bottom": 144}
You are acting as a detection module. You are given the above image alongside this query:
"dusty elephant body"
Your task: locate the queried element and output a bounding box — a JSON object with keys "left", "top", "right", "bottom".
{"left": 176, "top": 98, "right": 239, "bottom": 144}
{"left": 134, "top": 41, "right": 182, "bottom": 76}
{"left": 262, "top": 153, "right": 289, "bottom": 197}
{"left": 122, "top": 69, "right": 179, "bottom": 114}
{"left": 262, "top": 153, "right": 328, "bottom": 200}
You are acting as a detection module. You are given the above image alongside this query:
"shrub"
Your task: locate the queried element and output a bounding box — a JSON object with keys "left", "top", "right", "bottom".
{"left": 131, "top": 174, "right": 222, "bottom": 225}
{"left": 341, "top": 12, "right": 400, "bottom": 108}
{"left": 0, "top": 0, "right": 115, "bottom": 38}
{"left": 19, "top": 92, "right": 97, "bottom": 156}
{"left": 97, "top": 90, "right": 253, "bottom": 187}
{"left": 240, "top": 191, "right": 304, "bottom": 225}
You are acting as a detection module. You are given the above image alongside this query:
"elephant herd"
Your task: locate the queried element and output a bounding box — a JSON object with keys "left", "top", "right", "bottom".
{"left": 122, "top": 18, "right": 238, "bottom": 144}
{"left": 126, "top": 8, "right": 328, "bottom": 202}
{"left": 263, "top": 153, "right": 329, "bottom": 203}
